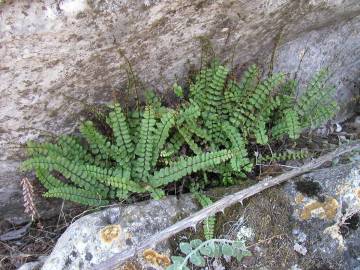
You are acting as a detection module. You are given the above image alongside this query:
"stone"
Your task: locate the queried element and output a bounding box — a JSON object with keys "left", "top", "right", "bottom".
{"left": 284, "top": 161, "right": 360, "bottom": 269}
{"left": 39, "top": 195, "right": 198, "bottom": 270}
{"left": 0, "top": 0, "right": 360, "bottom": 221}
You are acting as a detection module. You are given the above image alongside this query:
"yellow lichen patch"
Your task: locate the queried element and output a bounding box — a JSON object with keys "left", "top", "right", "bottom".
{"left": 300, "top": 197, "right": 339, "bottom": 220}
{"left": 294, "top": 193, "right": 305, "bottom": 204}
{"left": 99, "top": 224, "right": 121, "bottom": 244}
{"left": 143, "top": 249, "right": 171, "bottom": 267}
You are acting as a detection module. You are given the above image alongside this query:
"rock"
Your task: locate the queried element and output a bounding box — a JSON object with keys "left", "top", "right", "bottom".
{"left": 284, "top": 161, "right": 360, "bottom": 269}
{"left": 40, "top": 195, "right": 198, "bottom": 270}
{"left": 293, "top": 243, "right": 307, "bottom": 256}
{"left": 0, "top": 0, "right": 360, "bottom": 220}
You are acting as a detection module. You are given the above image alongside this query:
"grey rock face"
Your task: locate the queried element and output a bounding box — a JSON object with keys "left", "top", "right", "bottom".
{"left": 1, "top": 0, "right": 359, "bottom": 222}
{"left": 39, "top": 195, "right": 198, "bottom": 270}
{"left": 284, "top": 162, "right": 360, "bottom": 270}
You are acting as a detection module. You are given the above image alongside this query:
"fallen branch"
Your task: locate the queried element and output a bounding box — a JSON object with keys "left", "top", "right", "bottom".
{"left": 95, "top": 141, "right": 359, "bottom": 270}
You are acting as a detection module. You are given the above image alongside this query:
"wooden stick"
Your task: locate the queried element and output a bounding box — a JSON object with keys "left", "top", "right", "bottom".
{"left": 95, "top": 141, "right": 359, "bottom": 270}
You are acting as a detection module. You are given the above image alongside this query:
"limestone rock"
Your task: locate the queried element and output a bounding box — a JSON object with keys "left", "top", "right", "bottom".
{"left": 284, "top": 161, "right": 360, "bottom": 269}
{"left": 39, "top": 195, "right": 198, "bottom": 270}
{"left": 1, "top": 0, "right": 360, "bottom": 229}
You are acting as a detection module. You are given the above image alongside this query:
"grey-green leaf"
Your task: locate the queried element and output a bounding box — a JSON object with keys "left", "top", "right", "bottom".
{"left": 221, "top": 244, "right": 234, "bottom": 256}
{"left": 236, "top": 253, "right": 244, "bottom": 262}
{"left": 179, "top": 242, "right": 192, "bottom": 255}
{"left": 189, "top": 253, "right": 205, "bottom": 267}
{"left": 199, "top": 245, "right": 212, "bottom": 256}
{"left": 190, "top": 239, "right": 203, "bottom": 248}
{"left": 212, "top": 243, "right": 222, "bottom": 257}
{"left": 171, "top": 256, "right": 185, "bottom": 264}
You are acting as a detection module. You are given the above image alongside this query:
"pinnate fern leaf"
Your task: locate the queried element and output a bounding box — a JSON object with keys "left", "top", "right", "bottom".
{"left": 133, "top": 106, "right": 156, "bottom": 181}
{"left": 193, "top": 192, "right": 215, "bottom": 240}
{"left": 107, "top": 103, "right": 134, "bottom": 163}
{"left": 151, "top": 110, "right": 176, "bottom": 167}
{"left": 150, "top": 149, "right": 233, "bottom": 187}
{"left": 44, "top": 186, "right": 108, "bottom": 206}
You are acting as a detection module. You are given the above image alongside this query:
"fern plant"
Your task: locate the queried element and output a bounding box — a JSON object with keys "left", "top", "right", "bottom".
{"left": 21, "top": 61, "right": 339, "bottom": 206}
{"left": 170, "top": 61, "right": 338, "bottom": 185}
{"left": 22, "top": 104, "right": 235, "bottom": 206}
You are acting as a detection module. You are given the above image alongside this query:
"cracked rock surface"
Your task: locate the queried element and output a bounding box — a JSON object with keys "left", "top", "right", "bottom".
{"left": 1, "top": 0, "right": 359, "bottom": 228}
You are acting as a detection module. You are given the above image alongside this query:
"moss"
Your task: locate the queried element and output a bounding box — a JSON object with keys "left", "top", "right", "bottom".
{"left": 243, "top": 188, "right": 297, "bottom": 269}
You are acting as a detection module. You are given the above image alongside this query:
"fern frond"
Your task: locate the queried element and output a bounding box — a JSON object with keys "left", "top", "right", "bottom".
{"left": 178, "top": 126, "right": 202, "bottom": 155}
{"left": 253, "top": 121, "right": 269, "bottom": 145}
{"left": 193, "top": 192, "right": 215, "bottom": 240}
{"left": 221, "top": 170, "right": 235, "bottom": 185}
{"left": 278, "top": 79, "right": 297, "bottom": 111}
{"left": 100, "top": 176, "right": 142, "bottom": 192}
{"left": 79, "top": 121, "right": 114, "bottom": 161}
{"left": 222, "top": 123, "right": 252, "bottom": 173}
{"left": 128, "top": 110, "right": 142, "bottom": 144}
{"left": 148, "top": 187, "right": 166, "bottom": 200}
{"left": 272, "top": 109, "right": 301, "bottom": 139}
{"left": 26, "top": 141, "right": 63, "bottom": 158}
{"left": 107, "top": 104, "right": 134, "bottom": 164}
{"left": 22, "top": 156, "right": 109, "bottom": 195}
{"left": 133, "top": 106, "right": 156, "bottom": 181}
{"left": 151, "top": 110, "right": 176, "bottom": 167}
{"left": 161, "top": 133, "right": 185, "bottom": 158}
{"left": 309, "top": 101, "right": 338, "bottom": 128}
{"left": 44, "top": 186, "right": 108, "bottom": 206}
{"left": 176, "top": 102, "right": 201, "bottom": 125}
{"left": 35, "top": 168, "right": 65, "bottom": 190}
{"left": 285, "top": 109, "right": 301, "bottom": 139}
{"left": 294, "top": 70, "right": 338, "bottom": 129}
{"left": 230, "top": 73, "right": 285, "bottom": 133}
{"left": 57, "top": 135, "right": 96, "bottom": 164}
{"left": 296, "top": 69, "right": 328, "bottom": 116}
{"left": 237, "top": 64, "right": 260, "bottom": 95}
{"left": 150, "top": 149, "right": 233, "bottom": 187}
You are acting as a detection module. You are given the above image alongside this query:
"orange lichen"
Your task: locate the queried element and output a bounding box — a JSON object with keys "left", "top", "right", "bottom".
{"left": 294, "top": 193, "right": 305, "bottom": 204}
{"left": 300, "top": 197, "right": 339, "bottom": 220}
{"left": 99, "top": 224, "right": 121, "bottom": 244}
{"left": 143, "top": 249, "right": 171, "bottom": 267}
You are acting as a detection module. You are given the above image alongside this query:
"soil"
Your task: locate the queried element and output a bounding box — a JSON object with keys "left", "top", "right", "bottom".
{"left": 0, "top": 205, "right": 87, "bottom": 270}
